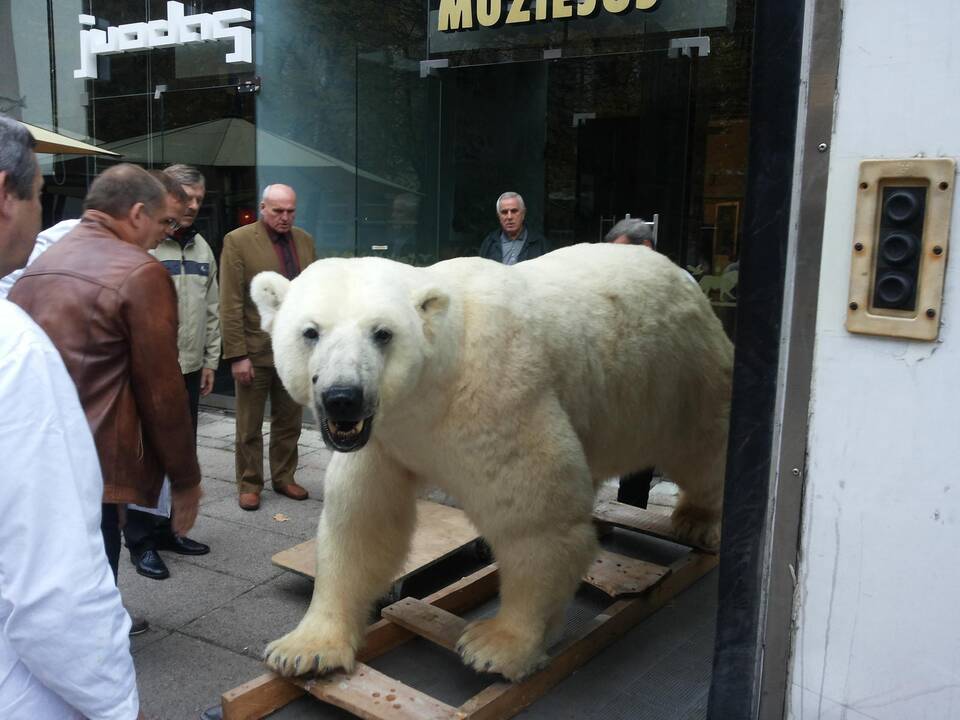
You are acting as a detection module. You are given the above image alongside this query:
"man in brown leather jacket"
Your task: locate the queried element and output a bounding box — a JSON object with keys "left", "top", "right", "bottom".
{"left": 9, "top": 164, "right": 203, "bottom": 601}
{"left": 219, "top": 183, "right": 316, "bottom": 511}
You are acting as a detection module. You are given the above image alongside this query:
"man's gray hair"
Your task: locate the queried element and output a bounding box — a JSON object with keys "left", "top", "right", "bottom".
{"left": 496, "top": 191, "right": 525, "bottom": 213}
{"left": 0, "top": 115, "right": 38, "bottom": 200}
{"left": 604, "top": 217, "right": 655, "bottom": 247}
{"left": 164, "top": 163, "right": 205, "bottom": 188}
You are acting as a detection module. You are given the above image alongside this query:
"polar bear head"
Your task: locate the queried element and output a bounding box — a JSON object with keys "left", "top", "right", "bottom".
{"left": 251, "top": 258, "right": 451, "bottom": 452}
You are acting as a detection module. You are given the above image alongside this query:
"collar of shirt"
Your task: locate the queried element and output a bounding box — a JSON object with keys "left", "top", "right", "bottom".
{"left": 263, "top": 221, "right": 291, "bottom": 245}
{"left": 173, "top": 225, "right": 198, "bottom": 249}
{"left": 500, "top": 227, "right": 527, "bottom": 246}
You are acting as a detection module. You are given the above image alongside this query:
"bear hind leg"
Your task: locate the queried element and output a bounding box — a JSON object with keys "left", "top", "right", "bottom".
{"left": 456, "top": 519, "right": 597, "bottom": 681}
{"left": 663, "top": 441, "right": 725, "bottom": 550}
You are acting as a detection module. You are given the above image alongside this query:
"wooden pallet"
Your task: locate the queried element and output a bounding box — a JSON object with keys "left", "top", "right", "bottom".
{"left": 272, "top": 500, "right": 480, "bottom": 599}
{"left": 223, "top": 501, "right": 717, "bottom": 720}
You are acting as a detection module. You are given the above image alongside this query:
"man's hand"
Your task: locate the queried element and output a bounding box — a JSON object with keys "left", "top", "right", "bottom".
{"left": 200, "top": 367, "right": 215, "bottom": 396}
{"left": 171, "top": 483, "right": 202, "bottom": 536}
{"left": 232, "top": 358, "right": 255, "bottom": 385}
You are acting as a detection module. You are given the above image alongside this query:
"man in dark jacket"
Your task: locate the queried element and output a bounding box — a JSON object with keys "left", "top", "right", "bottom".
{"left": 478, "top": 191, "right": 550, "bottom": 265}
{"left": 10, "top": 164, "right": 202, "bottom": 632}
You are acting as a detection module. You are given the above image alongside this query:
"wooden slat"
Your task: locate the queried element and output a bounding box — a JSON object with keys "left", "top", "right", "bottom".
{"left": 458, "top": 552, "right": 718, "bottom": 720}
{"left": 272, "top": 500, "right": 479, "bottom": 580}
{"left": 592, "top": 500, "right": 718, "bottom": 553}
{"left": 222, "top": 565, "right": 499, "bottom": 719}
{"left": 303, "top": 663, "right": 460, "bottom": 720}
{"left": 583, "top": 549, "right": 671, "bottom": 597}
{"left": 381, "top": 597, "right": 467, "bottom": 652}
{"left": 221, "top": 673, "right": 307, "bottom": 720}
{"left": 358, "top": 564, "right": 498, "bottom": 661}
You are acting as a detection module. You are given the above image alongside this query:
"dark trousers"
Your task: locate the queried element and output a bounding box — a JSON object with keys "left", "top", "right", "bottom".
{"left": 124, "top": 370, "right": 202, "bottom": 552}
{"left": 101, "top": 503, "right": 122, "bottom": 583}
{"left": 617, "top": 468, "right": 654, "bottom": 508}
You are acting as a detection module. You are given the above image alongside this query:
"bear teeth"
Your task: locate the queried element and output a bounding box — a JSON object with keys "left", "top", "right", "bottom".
{"left": 331, "top": 419, "right": 364, "bottom": 437}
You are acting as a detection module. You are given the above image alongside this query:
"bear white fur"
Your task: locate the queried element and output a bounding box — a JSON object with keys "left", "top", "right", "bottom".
{"left": 252, "top": 243, "right": 732, "bottom": 681}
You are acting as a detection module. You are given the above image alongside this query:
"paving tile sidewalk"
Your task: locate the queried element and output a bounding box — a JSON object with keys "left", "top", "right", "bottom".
{"left": 123, "top": 409, "right": 714, "bottom": 720}
{"left": 121, "top": 408, "right": 332, "bottom": 720}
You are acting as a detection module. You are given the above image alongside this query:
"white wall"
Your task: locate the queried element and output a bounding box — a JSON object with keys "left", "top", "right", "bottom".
{"left": 788, "top": 1, "right": 960, "bottom": 718}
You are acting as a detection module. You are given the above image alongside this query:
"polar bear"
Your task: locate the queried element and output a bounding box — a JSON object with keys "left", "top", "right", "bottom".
{"left": 252, "top": 243, "right": 732, "bottom": 682}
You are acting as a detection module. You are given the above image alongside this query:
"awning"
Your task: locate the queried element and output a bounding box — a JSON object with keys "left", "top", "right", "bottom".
{"left": 21, "top": 122, "right": 121, "bottom": 157}
{"left": 102, "top": 117, "right": 414, "bottom": 193}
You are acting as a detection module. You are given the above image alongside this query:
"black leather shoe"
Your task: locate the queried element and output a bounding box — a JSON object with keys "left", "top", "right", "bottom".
{"left": 157, "top": 534, "right": 210, "bottom": 556}
{"left": 130, "top": 549, "right": 170, "bottom": 580}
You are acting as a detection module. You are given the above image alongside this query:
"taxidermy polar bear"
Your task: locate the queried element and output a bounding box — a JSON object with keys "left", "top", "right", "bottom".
{"left": 252, "top": 243, "right": 732, "bottom": 682}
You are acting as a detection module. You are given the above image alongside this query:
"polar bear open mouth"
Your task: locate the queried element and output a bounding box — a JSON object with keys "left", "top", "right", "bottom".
{"left": 319, "top": 416, "right": 374, "bottom": 452}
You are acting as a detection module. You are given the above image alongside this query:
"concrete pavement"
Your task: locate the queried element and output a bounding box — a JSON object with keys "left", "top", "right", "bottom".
{"left": 123, "top": 408, "right": 714, "bottom": 720}
{"left": 121, "top": 408, "right": 332, "bottom": 720}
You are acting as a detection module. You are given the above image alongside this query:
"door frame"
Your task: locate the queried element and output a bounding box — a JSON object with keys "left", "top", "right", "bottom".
{"left": 708, "top": 0, "right": 840, "bottom": 717}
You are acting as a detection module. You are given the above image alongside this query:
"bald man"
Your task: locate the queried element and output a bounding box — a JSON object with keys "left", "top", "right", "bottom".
{"left": 219, "top": 184, "right": 317, "bottom": 510}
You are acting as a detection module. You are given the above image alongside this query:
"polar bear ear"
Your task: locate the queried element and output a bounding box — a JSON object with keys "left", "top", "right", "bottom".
{"left": 250, "top": 271, "right": 291, "bottom": 334}
{"left": 412, "top": 286, "right": 449, "bottom": 340}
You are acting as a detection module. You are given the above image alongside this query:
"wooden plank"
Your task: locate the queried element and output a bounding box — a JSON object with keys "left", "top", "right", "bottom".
{"left": 592, "top": 500, "right": 718, "bottom": 553}
{"left": 224, "top": 531, "right": 715, "bottom": 719}
{"left": 458, "top": 552, "right": 718, "bottom": 720}
{"left": 381, "top": 597, "right": 467, "bottom": 652}
{"left": 583, "top": 549, "right": 671, "bottom": 597}
{"left": 221, "top": 673, "right": 306, "bottom": 720}
{"left": 358, "top": 564, "right": 499, "bottom": 661}
{"left": 272, "top": 500, "right": 479, "bottom": 580}
{"left": 302, "top": 663, "right": 460, "bottom": 720}
{"left": 221, "top": 566, "right": 498, "bottom": 720}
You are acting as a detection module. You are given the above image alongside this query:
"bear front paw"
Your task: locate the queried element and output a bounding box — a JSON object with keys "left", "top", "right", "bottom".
{"left": 263, "top": 625, "right": 357, "bottom": 677}
{"left": 456, "top": 617, "right": 549, "bottom": 682}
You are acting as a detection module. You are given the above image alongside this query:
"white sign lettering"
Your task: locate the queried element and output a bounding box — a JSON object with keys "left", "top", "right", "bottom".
{"left": 74, "top": 1, "right": 252, "bottom": 79}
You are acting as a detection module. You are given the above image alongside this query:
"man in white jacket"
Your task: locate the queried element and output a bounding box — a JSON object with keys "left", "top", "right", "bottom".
{"left": 0, "top": 115, "right": 140, "bottom": 718}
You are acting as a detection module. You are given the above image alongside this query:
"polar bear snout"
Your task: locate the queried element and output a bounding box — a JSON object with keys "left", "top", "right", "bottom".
{"left": 316, "top": 384, "right": 376, "bottom": 453}
{"left": 321, "top": 385, "right": 365, "bottom": 421}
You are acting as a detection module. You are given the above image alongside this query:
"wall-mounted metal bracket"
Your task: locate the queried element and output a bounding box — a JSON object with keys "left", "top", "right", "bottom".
{"left": 667, "top": 36, "right": 711, "bottom": 59}
{"left": 419, "top": 58, "right": 449, "bottom": 78}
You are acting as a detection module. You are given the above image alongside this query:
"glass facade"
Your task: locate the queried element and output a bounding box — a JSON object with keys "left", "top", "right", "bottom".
{"left": 0, "top": 1, "right": 766, "bottom": 707}
{"left": 3, "top": 0, "right": 754, "bottom": 355}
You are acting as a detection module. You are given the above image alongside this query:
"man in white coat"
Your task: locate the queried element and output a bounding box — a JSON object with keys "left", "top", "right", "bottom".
{"left": 0, "top": 115, "right": 141, "bottom": 719}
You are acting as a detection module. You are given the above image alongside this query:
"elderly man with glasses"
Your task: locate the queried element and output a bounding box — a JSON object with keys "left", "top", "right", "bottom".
{"left": 123, "top": 164, "right": 221, "bottom": 580}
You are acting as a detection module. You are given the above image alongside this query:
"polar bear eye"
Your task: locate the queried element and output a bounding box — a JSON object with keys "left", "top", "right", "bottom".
{"left": 303, "top": 327, "right": 319, "bottom": 342}
{"left": 372, "top": 327, "right": 393, "bottom": 346}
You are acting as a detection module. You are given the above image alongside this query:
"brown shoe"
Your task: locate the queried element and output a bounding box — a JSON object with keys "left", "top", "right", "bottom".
{"left": 239, "top": 492, "right": 261, "bottom": 511}
{"left": 273, "top": 482, "right": 309, "bottom": 501}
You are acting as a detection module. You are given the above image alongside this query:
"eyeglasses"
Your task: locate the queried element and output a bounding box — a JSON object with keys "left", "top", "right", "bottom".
{"left": 164, "top": 218, "right": 181, "bottom": 232}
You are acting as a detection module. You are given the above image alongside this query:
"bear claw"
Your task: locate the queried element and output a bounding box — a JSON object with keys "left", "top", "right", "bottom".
{"left": 456, "top": 618, "right": 549, "bottom": 682}
{"left": 264, "top": 627, "right": 356, "bottom": 677}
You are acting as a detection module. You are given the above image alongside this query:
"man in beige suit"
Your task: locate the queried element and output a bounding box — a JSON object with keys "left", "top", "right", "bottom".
{"left": 219, "top": 184, "right": 317, "bottom": 510}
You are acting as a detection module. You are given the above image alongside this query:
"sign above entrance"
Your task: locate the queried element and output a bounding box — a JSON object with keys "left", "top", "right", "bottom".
{"left": 74, "top": 1, "right": 252, "bottom": 80}
{"left": 438, "top": 0, "right": 660, "bottom": 32}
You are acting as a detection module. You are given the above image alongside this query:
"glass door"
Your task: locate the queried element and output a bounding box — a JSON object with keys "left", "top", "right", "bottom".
{"left": 156, "top": 84, "right": 258, "bottom": 397}
{"left": 431, "top": 48, "right": 699, "bottom": 265}
{"left": 355, "top": 46, "right": 441, "bottom": 265}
